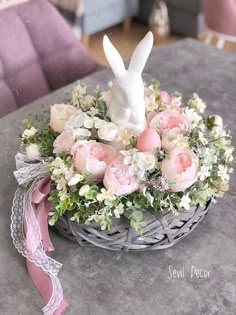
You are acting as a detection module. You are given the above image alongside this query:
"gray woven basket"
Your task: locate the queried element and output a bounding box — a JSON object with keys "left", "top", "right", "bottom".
{"left": 54, "top": 200, "right": 212, "bottom": 251}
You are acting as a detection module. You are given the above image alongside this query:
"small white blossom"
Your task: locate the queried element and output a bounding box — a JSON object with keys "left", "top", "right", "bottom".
{"left": 79, "top": 185, "right": 90, "bottom": 196}
{"left": 68, "top": 173, "right": 84, "bottom": 186}
{"left": 117, "top": 129, "right": 137, "bottom": 146}
{"left": 145, "top": 94, "right": 157, "bottom": 112}
{"left": 65, "top": 111, "right": 91, "bottom": 138}
{"left": 123, "top": 149, "right": 157, "bottom": 179}
{"left": 217, "top": 165, "right": 230, "bottom": 182}
{"left": 198, "top": 131, "right": 208, "bottom": 145}
{"left": 114, "top": 203, "right": 124, "bottom": 218}
{"left": 184, "top": 107, "right": 202, "bottom": 129}
{"left": 198, "top": 165, "right": 210, "bottom": 181}
{"left": 188, "top": 94, "right": 206, "bottom": 113}
{"left": 22, "top": 127, "right": 38, "bottom": 139}
{"left": 179, "top": 194, "right": 191, "bottom": 210}
{"left": 96, "top": 188, "right": 115, "bottom": 202}
{"left": 26, "top": 143, "right": 41, "bottom": 160}
{"left": 172, "top": 134, "right": 189, "bottom": 147}
{"left": 98, "top": 122, "right": 118, "bottom": 141}
{"left": 224, "top": 147, "right": 234, "bottom": 162}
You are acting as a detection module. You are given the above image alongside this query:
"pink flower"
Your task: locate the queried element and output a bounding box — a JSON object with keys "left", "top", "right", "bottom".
{"left": 158, "top": 91, "right": 171, "bottom": 103}
{"left": 103, "top": 158, "right": 139, "bottom": 195}
{"left": 149, "top": 110, "right": 189, "bottom": 133}
{"left": 161, "top": 147, "right": 198, "bottom": 192}
{"left": 71, "top": 141, "right": 118, "bottom": 179}
{"left": 49, "top": 104, "right": 77, "bottom": 133}
{"left": 170, "top": 96, "right": 182, "bottom": 109}
{"left": 53, "top": 131, "right": 75, "bottom": 154}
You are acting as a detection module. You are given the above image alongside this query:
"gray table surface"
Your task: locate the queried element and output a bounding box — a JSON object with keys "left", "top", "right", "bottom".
{"left": 0, "top": 39, "right": 236, "bottom": 315}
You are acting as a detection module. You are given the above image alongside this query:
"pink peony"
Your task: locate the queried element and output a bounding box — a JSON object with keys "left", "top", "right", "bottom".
{"left": 53, "top": 131, "right": 75, "bottom": 154}
{"left": 103, "top": 158, "right": 139, "bottom": 196}
{"left": 161, "top": 147, "right": 198, "bottom": 192}
{"left": 149, "top": 110, "right": 188, "bottom": 133}
{"left": 158, "top": 91, "right": 181, "bottom": 110}
{"left": 49, "top": 104, "right": 77, "bottom": 133}
{"left": 71, "top": 141, "right": 118, "bottom": 179}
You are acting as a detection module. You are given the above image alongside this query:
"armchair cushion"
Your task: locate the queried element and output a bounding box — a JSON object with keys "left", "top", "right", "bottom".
{"left": 0, "top": 0, "right": 100, "bottom": 117}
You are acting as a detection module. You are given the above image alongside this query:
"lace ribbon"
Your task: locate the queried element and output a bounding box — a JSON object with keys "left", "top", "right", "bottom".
{"left": 11, "top": 153, "right": 68, "bottom": 315}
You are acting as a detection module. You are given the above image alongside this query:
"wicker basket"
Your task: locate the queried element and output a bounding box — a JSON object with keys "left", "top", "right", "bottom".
{"left": 54, "top": 200, "right": 212, "bottom": 251}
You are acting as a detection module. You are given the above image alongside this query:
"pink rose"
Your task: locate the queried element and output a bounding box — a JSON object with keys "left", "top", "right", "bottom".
{"left": 149, "top": 110, "right": 188, "bottom": 133}
{"left": 71, "top": 141, "right": 118, "bottom": 179}
{"left": 49, "top": 104, "right": 77, "bottom": 133}
{"left": 161, "top": 147, "right": 198, "bottom": 192}
{"left": 103, "top": 158, "right": 139, "bottom": 196}
{"left": 53, "top": 131, "right": 75, "bottom": 154}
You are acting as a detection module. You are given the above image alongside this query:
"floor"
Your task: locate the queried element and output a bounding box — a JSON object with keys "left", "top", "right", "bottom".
{"left": 87, "top": 22, "right": 236, "bottom": 66}
{"left": 87, "top": 22, "right": 181, "bottom": 66}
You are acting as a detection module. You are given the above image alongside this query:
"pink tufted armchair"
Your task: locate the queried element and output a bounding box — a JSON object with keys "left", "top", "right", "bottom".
{"left": 203, "top": 0, "right": 236, "bottom": 48}
{"left": 0, "top": 0, "right": 101, "bottom": 117}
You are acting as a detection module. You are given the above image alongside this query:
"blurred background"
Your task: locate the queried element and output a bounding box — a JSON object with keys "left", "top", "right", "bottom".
{"left": 0, "top": 0, "right": 236, "bottom": 117}
{"left": 49, "top": 0, "right": 236, "bottom": 65}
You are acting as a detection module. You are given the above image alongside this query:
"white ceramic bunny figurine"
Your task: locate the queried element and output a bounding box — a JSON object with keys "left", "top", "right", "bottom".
{"left": 103, "top": 31, "right": 154, "bottom": 133}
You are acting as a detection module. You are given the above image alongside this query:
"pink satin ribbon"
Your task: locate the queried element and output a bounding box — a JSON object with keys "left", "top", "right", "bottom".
{"left": 24, "top": 177, "right": 68, "bottom": 314}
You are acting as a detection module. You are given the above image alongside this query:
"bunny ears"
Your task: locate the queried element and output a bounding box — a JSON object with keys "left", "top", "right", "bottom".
{"left": 103, "top": 32, "right": 154, "bottom": 77}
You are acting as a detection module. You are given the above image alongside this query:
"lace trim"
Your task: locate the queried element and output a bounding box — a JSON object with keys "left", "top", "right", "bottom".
{"left": 11, "top": 154, "right": 64, "bottom": 315}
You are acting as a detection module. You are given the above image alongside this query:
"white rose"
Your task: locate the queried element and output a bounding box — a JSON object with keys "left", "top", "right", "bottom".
{"left": 98, "top": 122, "right": 118, "bottom": 141}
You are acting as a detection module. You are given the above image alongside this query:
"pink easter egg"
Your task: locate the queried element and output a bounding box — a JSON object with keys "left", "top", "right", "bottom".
{"left": 136, "top": 128, "right": 161, "bottom": 152}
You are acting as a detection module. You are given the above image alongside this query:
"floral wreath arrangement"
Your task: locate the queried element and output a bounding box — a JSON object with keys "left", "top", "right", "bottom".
{"left": 11, "top": 33, "right": 234, "bottom": 315}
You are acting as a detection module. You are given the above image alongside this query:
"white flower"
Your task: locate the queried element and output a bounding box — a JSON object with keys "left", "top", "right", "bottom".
{"left": 179, "top": 194, "right": 191, "bottom": 210}
{"left": 96, "top": 188, "right": 115, "bottom": 202}
{"left": 94, "top": 117, "right": 106, "bottom": 129}
{"left": 145, "top": 94, "right": 157, "bottom": 112}
{"left": 117, "top": 129, "right": 137, "bottom": 146}
{"left": 22, "top": 127, "right": 38, "bottom": 139}
{"left": 26, "top": 144, "right": 41, "bottom": 160}
{"left": 123, "top": 150, "right": 157, "bottom": 179}
{"left": 198, "top": 165, "right": 210, "bottom": 181}
{"left": 224, "top": 147, "right": 234, "bottom": 162}
{"left": 79, "top": 185, "right": 90, "bottom": 196}
{"left": 217, "top": 165, "right": 230, "bottom": 182}
{"left": 172, "top": 134, "right": 189, "bottom": 147}
{"left": 65, "top": 111, "right": 91, "bottom": 138}
{"left": 188, "top": 94, "right": 206, "bottom": 113}
{"left": 184, "top": 107, "right": 202, "bottom": 129}
{"left": 83, "top": 118, "right": 94, "bottom": 129}
{"left": 72, "top": 83, "right": 86, "bottom": 98}
{"left": 198, "top": 131, "right": 208, "bottom": 145}
{"left": 56, "top": 177, "right": 67, "bottom": 191}
{"left": 114, "top": 203, "right": 124, "bottom": 218}
{"left": 98, "top": 122, "right": 118, "bottom": 141}
{"left": 68, "top": 173, "right": 84, "bottom": 186}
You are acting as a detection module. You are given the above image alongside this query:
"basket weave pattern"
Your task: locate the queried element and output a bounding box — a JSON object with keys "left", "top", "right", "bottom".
{"left": 54, "top": 200, "right": 212, "bottom": 251}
